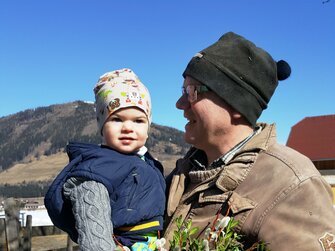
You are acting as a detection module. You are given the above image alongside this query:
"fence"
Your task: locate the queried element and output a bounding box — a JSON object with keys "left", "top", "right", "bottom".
{"left": 0, "top": 211, "right": 26, "bottom": 226}
{"left": 0, "top": 198, "right": 76, "bottom": 251}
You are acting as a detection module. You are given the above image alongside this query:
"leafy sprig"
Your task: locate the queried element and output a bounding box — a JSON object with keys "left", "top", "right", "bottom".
{"left": 168, "top": 215, "right": 269, "bottom": 251}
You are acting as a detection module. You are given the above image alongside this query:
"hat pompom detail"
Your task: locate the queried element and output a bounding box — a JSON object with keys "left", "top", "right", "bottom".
{"left": 277, "top": 60, "right": 291, "bottom": 81}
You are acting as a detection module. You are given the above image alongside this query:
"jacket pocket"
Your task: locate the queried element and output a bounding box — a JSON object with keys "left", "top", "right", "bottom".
{"left": 198, "top": 190, "right": 256, "bottom": 231}
{"left": 127, "top": 172, "right": 139, "bottom": 210}
{"left": 228, "top": 191, "right": 256, "bottom": 214}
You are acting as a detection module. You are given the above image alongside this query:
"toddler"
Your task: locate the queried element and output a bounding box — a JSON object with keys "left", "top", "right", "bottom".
{"left": 45, "top": 68, "right": 166, "bottom": 251}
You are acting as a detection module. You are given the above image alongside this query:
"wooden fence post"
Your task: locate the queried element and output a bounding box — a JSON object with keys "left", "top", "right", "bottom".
{"left": 4, "top": 198, "right": 21, "bottom": 251}
{"left": 67, "top": 234, "right": 73, "bottom": 251}
{"left": 0, "top": 218, "right": 8, "bottom": 251}
{"left": 23, "top": 215, "right": 32, "bottom": 251}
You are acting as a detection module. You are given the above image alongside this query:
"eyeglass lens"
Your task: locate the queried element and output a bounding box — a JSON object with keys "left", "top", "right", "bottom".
{"left": 182, "top": 85, "right": 198, "bottom": 103}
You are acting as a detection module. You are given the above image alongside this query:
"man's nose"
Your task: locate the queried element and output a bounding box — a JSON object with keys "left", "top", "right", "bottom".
{"left": 176, "top": 94, "right": 191, "bottom": 110}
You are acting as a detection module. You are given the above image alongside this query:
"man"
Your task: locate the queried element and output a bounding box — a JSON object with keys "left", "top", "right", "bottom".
{"left": 164, "top": 32, "right": 335, "bottom": 251}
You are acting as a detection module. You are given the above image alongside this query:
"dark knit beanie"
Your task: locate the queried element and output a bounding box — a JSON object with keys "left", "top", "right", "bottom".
{"left": 183, "top": 32, "right": 291, "bottom": 126}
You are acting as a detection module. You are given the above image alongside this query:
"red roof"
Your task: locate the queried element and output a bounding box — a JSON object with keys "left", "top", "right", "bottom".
{"left": 286, "top": 114, "right": 335, "bottom": 161}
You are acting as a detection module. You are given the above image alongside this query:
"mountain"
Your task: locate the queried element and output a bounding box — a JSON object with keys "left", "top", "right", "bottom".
{"left": 0, "top": 101, "right": 189, "bottom": 186}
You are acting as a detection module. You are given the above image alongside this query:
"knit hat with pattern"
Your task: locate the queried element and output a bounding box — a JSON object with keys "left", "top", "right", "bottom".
{"left": 94, "top": 68, "right": 151, "bottom": 135}
{"left": 183, "top": 32, "right": 291, "bottom": 126}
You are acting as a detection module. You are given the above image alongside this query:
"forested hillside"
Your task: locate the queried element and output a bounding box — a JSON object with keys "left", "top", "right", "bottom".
{"left": 0, "top": 101, "right": 189, "bottom": 198}
{"left": 0, "top": 101, "right": 189, "bottom": 171}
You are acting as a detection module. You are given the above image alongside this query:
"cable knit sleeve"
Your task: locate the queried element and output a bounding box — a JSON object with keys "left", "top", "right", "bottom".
{"left": 63, "top": 177, "right": 116, "bottom": 251}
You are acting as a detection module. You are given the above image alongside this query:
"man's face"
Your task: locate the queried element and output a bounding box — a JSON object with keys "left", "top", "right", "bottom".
{"left": 176, "top": 76, "right": 236, "bottom": 150}
{"left": 102, "top": 107, "right": 149, "bottom": 154}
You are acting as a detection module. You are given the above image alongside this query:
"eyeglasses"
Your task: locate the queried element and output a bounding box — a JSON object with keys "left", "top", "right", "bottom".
{"left": 182, "top": 85, "right": 209, "bottom": 103}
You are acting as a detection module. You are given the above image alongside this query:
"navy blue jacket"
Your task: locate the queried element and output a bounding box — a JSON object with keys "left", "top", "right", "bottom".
{"left": 44, "top": 142, "right": 166, "bottom": 243}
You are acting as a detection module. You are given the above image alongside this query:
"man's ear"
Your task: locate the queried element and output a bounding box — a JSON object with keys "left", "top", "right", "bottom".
{"left": 231, "top": 111, "right": 252, "bottom": 127}
{"left": 232, "top": 112, "right": 242, "bottom": 119}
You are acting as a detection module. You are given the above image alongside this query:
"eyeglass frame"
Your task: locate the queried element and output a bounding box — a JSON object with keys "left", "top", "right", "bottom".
{"left": 182, "top": 85, "right": 210, "bottom": 103}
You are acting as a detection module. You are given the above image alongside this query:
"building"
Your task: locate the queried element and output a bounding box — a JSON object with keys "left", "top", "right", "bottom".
{"left": 286, "top": 114, "right": 335, "bottom": 204}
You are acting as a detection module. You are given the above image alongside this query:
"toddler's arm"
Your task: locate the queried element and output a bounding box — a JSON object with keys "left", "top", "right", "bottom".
{"left": 63, "top": 177, "right": 116, "bottom": 251}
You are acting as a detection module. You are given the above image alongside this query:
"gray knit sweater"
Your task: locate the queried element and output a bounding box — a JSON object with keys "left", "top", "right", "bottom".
{"left": 63, "top": 177, "right": 116, "bottom": 251}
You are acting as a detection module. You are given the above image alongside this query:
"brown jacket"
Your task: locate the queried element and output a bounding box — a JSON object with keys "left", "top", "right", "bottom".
{"left": 164, "top": 123, "right": 335, "bottom": 251}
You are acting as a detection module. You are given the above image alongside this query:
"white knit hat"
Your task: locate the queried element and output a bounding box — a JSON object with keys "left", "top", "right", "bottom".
{"left": 94, "top": 68, "right": 151, "bottom": 135}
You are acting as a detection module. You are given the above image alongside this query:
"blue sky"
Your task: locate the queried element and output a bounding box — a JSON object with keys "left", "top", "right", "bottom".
{"left": 1, "top": 0, "right": 334, "bottom": 144}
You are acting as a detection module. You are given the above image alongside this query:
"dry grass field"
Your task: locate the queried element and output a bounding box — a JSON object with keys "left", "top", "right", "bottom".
{"left": 0, "top": 152, "right": 179, "bottom": 185}
{"left": 0, "top": 153, "right": 68, "bottom": 185}
{"left": 31, "top": 234, "right": 78, "bottom": 251}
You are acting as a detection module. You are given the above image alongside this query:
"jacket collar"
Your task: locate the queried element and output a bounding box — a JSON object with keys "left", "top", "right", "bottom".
{"left": 167, "top": 123, "right": 277, "bottom": 214}
{"left": 240, "top": 123, "right": 276, "bottom": 153}
{"left": 185, "top": 123, "right": 277, "bottom": 194}
{"left": 215, "top": 123, "right": 277, "bottom": 192}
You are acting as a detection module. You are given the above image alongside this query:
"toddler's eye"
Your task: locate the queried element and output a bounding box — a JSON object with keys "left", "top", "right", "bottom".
{"left": 135, "top": 119, "right": 146, "bottom": 124}
{"left": 110, "top": 117, "right": 122, "bottom": 122}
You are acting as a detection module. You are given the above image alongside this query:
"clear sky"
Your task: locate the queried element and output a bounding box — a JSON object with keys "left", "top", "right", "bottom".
{"left": 1, "top": 0, "right": 334, "bottom": 144}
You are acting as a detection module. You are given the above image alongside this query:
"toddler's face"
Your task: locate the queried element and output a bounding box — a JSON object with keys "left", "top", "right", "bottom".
{"left": 102, "top": 107, "right": 149, "bottom": 154}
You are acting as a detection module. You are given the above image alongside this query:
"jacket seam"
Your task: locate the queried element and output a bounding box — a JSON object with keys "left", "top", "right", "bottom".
{"left": 254, "top": 181, "right": 297, "bottom": 233}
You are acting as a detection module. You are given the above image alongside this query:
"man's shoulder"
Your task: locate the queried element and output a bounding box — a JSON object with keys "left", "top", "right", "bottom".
{"left": 233, "top": 142, "right": 323, "bottom": 207}
{"left": 262, "top": 142, "right": 320, "bottom": 180}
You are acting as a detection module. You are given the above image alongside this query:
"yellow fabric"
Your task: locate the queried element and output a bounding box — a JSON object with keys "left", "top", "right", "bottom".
{"left": 118, "top": 221, "right": 160, "bottom": 232}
